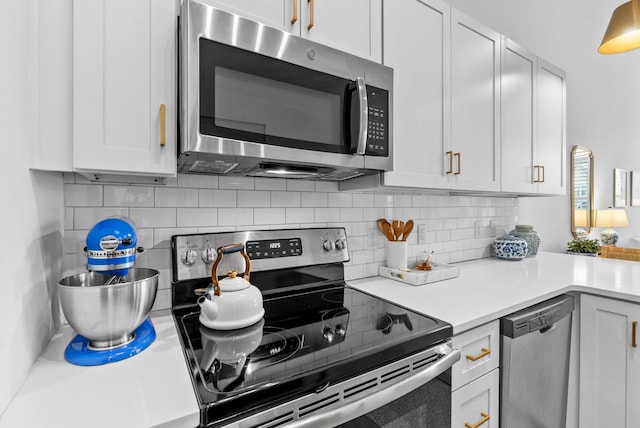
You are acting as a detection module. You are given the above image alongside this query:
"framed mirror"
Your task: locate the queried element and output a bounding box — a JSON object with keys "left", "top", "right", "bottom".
{"left": 571, "top": 146, "right": 594, "bottom": 238}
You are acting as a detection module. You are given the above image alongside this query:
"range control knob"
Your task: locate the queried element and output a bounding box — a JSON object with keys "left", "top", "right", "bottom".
{"left": 322, "top": 239, "right": 333, "bottom": 252}
{"left": 201, "top": 246, "right": 215, "bottom": 263}
{"left": 181, "top": 248, "right": 198, "bottom": 266}
{"left": 335, "top": 238, "right": 346, "bottom": 250}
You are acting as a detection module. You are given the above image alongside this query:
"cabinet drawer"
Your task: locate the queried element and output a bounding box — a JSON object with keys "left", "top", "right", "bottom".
{"left": 452, "top": 320, "right": 499, "bottom": 390}
{"left": 452, "top": 368, "right": 499, "bottom": 428}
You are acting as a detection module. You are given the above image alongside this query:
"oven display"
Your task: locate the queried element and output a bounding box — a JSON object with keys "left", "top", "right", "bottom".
{"left": 246, "top": 238, "right": 302, "bottom": 259}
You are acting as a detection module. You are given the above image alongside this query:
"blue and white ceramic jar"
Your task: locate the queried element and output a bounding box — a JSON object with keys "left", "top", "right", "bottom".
{"left": 508, "top": 225, "right": 540, "bottom": 257}
{"left": 494, "top": 235, "right": 528, "bottom": 261}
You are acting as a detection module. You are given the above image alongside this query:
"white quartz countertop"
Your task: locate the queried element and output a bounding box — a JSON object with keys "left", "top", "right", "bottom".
{"left": 0, "top": 310, "right": 200, "bottom": 428}
{"left": 6, "top": 251, "right": 640, "bottom": 428}
{"left": 348, "top": 251, "right": 640, "bottom": 334}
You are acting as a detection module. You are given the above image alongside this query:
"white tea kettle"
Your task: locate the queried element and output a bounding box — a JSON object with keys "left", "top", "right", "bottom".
{"left": 197, "top": 243, "right": 265, "bottom": 330}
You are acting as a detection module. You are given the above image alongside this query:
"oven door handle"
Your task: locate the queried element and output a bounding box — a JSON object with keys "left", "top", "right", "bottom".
{"left": 285, "top": 346, "right": 461, "bottom": 428}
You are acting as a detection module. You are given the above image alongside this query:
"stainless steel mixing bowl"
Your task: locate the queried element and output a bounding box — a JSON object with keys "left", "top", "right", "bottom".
{"left": 58, "top": 268, "right": 159, "bottom": 348}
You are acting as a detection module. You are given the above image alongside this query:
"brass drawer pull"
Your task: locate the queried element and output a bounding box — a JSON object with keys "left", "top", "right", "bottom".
{"left": 291, "top": 0, "right": 298, "bottom": 24}
{"left": 465, "top": 347, "right": 490, "bottom": 361}
{"left": 307, "top": 0, "right": 314, "bottom": 30}
{"left": 633, "top": 321, "right": 637, "bottom": 348}
{"left": 533, "top": 165, "right": 540, "bottom": 182}
{"left": 160, "top": 104, "right": 166, "bottom": 147}
{"left": 454, "top": 152, "right": 461, "bottom": 175}
{"left": 465, "top": 411, "right": 490, "bottom": 428}
{"left": 446, "top": 151, "right": 453, "bottom": 174}
{"left": 539, "top": 165, "right": 545, "bottom": 182}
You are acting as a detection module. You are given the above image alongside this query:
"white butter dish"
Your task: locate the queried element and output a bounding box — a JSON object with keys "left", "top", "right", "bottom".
{"left": 378, "top": 263, "right": 460, "bottom": 286}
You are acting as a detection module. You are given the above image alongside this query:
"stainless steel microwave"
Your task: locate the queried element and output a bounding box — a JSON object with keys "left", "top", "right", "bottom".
{"left": 179, "top": 0, "right": 393, "bottom": 180}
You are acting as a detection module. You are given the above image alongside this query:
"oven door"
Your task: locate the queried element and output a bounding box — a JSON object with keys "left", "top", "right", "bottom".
{"left": 281, "top": 343, "right": 460, "bottom": 428}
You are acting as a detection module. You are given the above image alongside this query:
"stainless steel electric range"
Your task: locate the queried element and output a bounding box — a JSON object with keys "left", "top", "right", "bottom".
{"left": 171, "top": 228, "right": 459, "bottom": 428}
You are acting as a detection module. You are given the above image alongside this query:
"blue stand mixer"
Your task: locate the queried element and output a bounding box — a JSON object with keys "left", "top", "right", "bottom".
{"left": 58, "top": 217, "right": 159, "bottom": 366}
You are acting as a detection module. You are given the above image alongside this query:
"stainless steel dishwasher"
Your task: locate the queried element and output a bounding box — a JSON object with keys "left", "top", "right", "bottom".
{"left": 500, "top": 294, "right": 575, "bottom": 428}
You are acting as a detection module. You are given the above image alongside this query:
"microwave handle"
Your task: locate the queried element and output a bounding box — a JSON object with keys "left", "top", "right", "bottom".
{"left": 354, "top": 77, "right": 368, "bottom": 155}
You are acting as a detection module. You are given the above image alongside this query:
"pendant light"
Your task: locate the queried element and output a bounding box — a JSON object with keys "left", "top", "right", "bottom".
{"left": 599, "top": 0, "right": 640, "bottom": 54}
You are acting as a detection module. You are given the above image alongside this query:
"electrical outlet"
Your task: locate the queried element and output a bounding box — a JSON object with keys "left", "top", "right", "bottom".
{"left": 418, "top": 224, "right": 428, "bottom": 245}
{"left": 367, "top": 228, "right": 377, "bottom": 250}
{"left": 474, "top": 220, "right": 496, "bottom": 238}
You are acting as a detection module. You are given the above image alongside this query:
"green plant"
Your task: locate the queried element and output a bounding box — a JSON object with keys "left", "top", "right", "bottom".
{"left": 567, "top": 238, "right": 601, "bottom": 254}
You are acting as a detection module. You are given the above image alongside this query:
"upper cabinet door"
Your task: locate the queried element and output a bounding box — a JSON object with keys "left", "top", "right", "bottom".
{"left": 536, "top": 58, "right": 566, "bottom": 195}
{"left": 73, "top": 0, "right": 177, "bottom": 177}
{"left": 450, "top": 10, "right": 501, "bottom": 192}
{"left": 302, "top": 0, "right": 382, "bottom": 62}
{"left": 500, "top": 37, "right": 537, "bottom": 194}
{"left": 382, "top": 0, "right": 450, "bottom": 189}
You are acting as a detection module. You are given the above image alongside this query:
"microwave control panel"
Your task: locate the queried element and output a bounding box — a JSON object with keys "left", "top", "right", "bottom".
{"left": 366, "top": 86, "right": 389, "bottom": 157}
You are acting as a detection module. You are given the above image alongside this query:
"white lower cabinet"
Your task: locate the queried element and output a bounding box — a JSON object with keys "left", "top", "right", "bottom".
{"left": 451, "top": 320, "right": 500, "bottom": 428}
{"left": 580, "top": 294, "right": 640, "bottom": 427}
{"left": 452, "top": 369, "right": 499, "bottom": 428}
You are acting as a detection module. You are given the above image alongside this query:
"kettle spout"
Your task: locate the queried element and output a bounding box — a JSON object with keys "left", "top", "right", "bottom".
{"left": 198, "top": 295, "right": 219, "bottom": 321}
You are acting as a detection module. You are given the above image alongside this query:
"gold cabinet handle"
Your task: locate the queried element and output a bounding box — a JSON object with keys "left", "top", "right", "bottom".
{"left": 307, "top": 0, "right": 314, "bottom": 30}
{"left": 539, "top": 165, "right": 545, "bottom": 183}
{"left": 446, "top": 151, "right": 453, "bottom": 174}
{"left": 291, "top": 0, "right": 298, "bottom": 24}
{"left": 465, "top": 347, "right": 491, "bottom": 361}
{"left": 533, "top": 165, "right": 540, "bottom": 183}
{"left": 160, "top": 104, "right": 166, "bottom": 147}
{"left": 454, "top": 152, "right": 461, "bottom": 175}
{"left": 633, "top": 321, "right": 637, "bottom": 348}
{"left": 465, "top": 412, "right": 490, "bottom": 428}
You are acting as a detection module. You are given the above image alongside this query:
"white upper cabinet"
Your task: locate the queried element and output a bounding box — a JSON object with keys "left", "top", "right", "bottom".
{"left": 449, "top": 10, "right": 501, "bottom": 192}
{"left": 73, "top": 0, "right": 177, "bottom": 179}
{"left": 206, "top": 0, "right": 382, "bottom": 62}
{"left": 536, "top": 59, "right": 566, "bottom": 195}
{"left": 501, "top": 38, "right": 566, "bottom": 195}
{"left": 500, "top": 38, "right": 537, "bottom": 194}
{"left": 382, "top": 0, "right": 450, "bottom": 188}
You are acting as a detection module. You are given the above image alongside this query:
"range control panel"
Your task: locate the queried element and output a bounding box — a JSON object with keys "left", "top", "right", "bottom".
{"left": 172, "top": 228, "right": 349, "bottom": 282}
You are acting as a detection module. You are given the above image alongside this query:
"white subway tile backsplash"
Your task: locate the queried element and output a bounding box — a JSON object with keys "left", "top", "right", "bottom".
{"left": 238, "top": 191, "right": 270, "bottom": 207}
{"left": 199, "top": 189, "right": 236, "bottom": 207}
{"left": 177, "top": 208, "right": 217, "bottom": 227}
{"left": 218, "top": 208, "right": 254, "bottom": 226}
{"left": 73, "top": 207, "right": 129, "bottom": 229}
{"left": 301, "top": 192, "right": 327, "bottom": 207}
{"left": 64, "top": 184, "right": 103, "bottom": 206}
{"left": 155, "top": 187, "right": 198, "bottom": 207}
{"left": 178, "top": 174, "right": 219, "bottom": 189}
{"left": 103, "top": 185, "right": 154, "bottom": 207}
{"left": 219, "top": 176, "right": 255, "bottom": 190}
{"left": 286, "top": 208, "right": 314, "bottom": 224}
{"left": 129, "top": 208, "right": 176, "bottom": 228}
{"left": 63, "top": 173, "right": 519, "bottom": 311}
{"left": 286, "top": 180, "right": 315, "bottom": 192}
{"left": 254, "top": 208, "right": 286, "bottom": 225}
{"left": 328, "top": 193, "right": 353, "bottom": 208}
{"left": 271, "top": 191, "right": 300, "bottom": 207}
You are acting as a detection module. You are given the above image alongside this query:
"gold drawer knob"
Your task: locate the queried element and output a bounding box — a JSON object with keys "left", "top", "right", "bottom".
{"left": 465, "top": 411, "right": 490, "bottom": 428}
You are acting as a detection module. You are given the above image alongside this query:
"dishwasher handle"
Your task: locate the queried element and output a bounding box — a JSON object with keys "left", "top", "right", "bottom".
{"left": 502, "top": 294, "right": 575, "bottom": 339}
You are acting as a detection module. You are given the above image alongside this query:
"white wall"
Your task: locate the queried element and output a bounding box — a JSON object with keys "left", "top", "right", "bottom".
{"left": 0, "top": 0, "right": 65, "bottom": 416}
{"left": 447, "top": 0, "right": 640, "bottom": 250}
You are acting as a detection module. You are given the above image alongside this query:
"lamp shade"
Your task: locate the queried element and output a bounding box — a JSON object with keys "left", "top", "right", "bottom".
{"left": 595, "top": 209, "right": 629, "bottom": 228}
{"left": 599, "top": 0, "right": 640, "bottom": 54}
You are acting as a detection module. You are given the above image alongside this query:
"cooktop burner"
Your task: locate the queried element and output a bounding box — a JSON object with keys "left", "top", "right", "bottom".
{"left": 171, "top": 228, "right": 453, "bottom": 428}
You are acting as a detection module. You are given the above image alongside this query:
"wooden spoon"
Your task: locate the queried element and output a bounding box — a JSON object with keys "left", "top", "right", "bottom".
{"left": 377, "top": 219, "right": 394, "bottom": 241}
{"left": 391, "top": 220, "right": 400, "bottom": 241}
{"left": 401, "top": 220, "right": 414, "bottom": 241}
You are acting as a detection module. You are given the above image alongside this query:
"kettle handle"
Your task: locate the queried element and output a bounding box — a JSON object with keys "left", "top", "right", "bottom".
{"left": 211, "top": 243, "right": 251, "bottom": 296}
